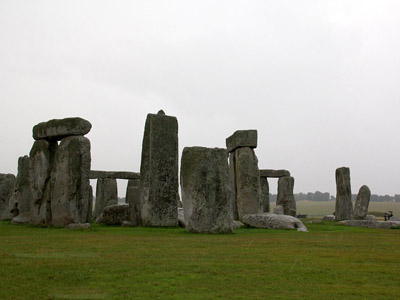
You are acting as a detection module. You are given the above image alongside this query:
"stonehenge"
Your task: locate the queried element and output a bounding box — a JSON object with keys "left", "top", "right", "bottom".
{"left": 276, "top": 176, "right": 296, "bottom": 217}
{"left": 353, "top": 185, "right": 371, "bottom": 220}
{"left": 242, "top": 213, "right": 308, "bottom": 232}
{"left": 335, "top": 167, "right": 353, "bottom": 221}
{"left": 126, "top": 179, "right": 141, "bottom": 226}
{"left": 93, "top": 178, "right": 118, "bottom": 219}
{"left": 0, "top": 174, "right": 16, "bottom": 220}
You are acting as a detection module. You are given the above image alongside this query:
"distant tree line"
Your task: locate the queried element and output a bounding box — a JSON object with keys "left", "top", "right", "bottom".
{"left": 269, "top": 192, "right": 400, "bottom": 202}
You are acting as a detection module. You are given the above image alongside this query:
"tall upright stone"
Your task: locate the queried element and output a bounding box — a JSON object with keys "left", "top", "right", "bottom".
{"left": 277, "top": 176, "right": 296, "bottom": 217}
{"left": 50, "top": 136, "right": 91, "bottom": 226}
{"left": 335, "top": 167, "right": 352, "bottom": 221}
{"left": 87, "top": 185, "right": 93, "bottom": 223}
{"left": 9, "top": 156, "right": 32, "bottom": 222}
{"left": 93, "top": 178, "right": 118, "bottom": 218}
{"left": 29, "top": 140, "right": 57, "bottom": 226}
{"left": 140, "top": 110, "right": 179, "bottom": 227}
{"left": 353, "top": 185, "right": 371, "bottom": 220}
{"left": 0, "top": 174, "right": 16, "bottom": 220}
{"left": 181, "top": 147, "right": 234, "bottom": 234}
{"left": 228, "top": 152, "right": 238, "bottom": 220}
{"left": 260, "top": 177, "right": 270, "bottom": 213}
{"left": 126, "top": 179, "right": 141, "bottom": 226}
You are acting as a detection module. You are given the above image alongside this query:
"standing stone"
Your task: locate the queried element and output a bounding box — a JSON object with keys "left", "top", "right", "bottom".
{"left": 181, "top": 147, "right": 234, "bottom": 234}
{"left": 29, "top": 140, "right": 57, "bottom": 226}
{"left": 260, "top": 177, "right": 270, "bottom": 213}
{"left": 228, "top": 152, "right": 238, "bottom": 220}
{"left": 335, "top": 167, "right": 352, "bottom": 221}
{"left": 126, "top": 179, "right": 140, "bottom": 226}
{"left": 50, "top": 136, "right": 91, "bottom": 226}
{"left": 9, "top": 156, "right": 32, "bottom": 223}
{"left": 277, "top": 176, "right": 296, "bottom": 217}
{"left": 0, "top": 174, "right": 16, "bottom": 220}
{"left": 234, "top": 147, "right": 262, "bottom": 220}
{"left": 140, "top": 110, "right": 179, "bottom": 227}
{"left": 93, "top": 178, "right": 118, "bottom": 218}
{"left": 353, "top": 185, "right": 371, "bottom": 220}
{"left": 87, "top": 185, "right": 93, "bottom": 223}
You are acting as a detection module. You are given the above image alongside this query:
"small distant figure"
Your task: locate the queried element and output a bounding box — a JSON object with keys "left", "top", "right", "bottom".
{"left": 384, "top": 211, "right": 393, "bottom": 221}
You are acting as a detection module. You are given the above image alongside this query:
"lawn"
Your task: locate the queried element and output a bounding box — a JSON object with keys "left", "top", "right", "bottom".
{"left": 1, "top": 221, "right": 400, "bottom": 300}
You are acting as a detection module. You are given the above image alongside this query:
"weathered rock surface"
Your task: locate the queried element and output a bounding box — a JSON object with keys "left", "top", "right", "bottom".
{"left": 322, "top": 215, "right": 335, "bottom": 221}
{"left": 335, "top": 167, "right": 353, "bottom": 221}
{"left": 11, "top": 212, "right": 31, "bottom": 225}
{"left": 242, "top": 213, "right": 308, "bottom": 232}
{"left": 226, "top": 130, "right": 257, "bottom": 153}
{"left": 96, "top": 204, "right": 130, "bottom": 225}
{"left": 93, "top": 178, "right": 118, "bottom": 218}
{"left": 9, "top": 156, "right": 32, "bottom": 219}
{"left": 353, "top": 185, "right": 371, "bottom": 220}
{"left": 89, "top": 170, "right": 140, "bottom": 180}
{"left": 181, "top": 147, "right": 234, "bottom": 234}
{"left": 29, "top": 140, "right": 57, "bottom": 226}
{"left": 140, "top": 111, "right": 179, "bottom": 227}
{"left": 178, "top": 207, "right": 185, "bottom": 228}
{"left": 234, "top": 147, "right": 262, "bottom": 220}
{"left": 0, "top": 174, "right": 16, "bottom": 220}
{"left": 259, "top": 169, "right": 291, "bottom": 178}
{"left": 87, "top": 185, "right": 93, "bottom": 223}
{"left": 66, "top": 223, "right": 91, "bottom": 230}
{"left": 126, "top": 185, "right": 140, "bottom": 226}
{"left": 277, "top": 176, "right": 296, "bottom": 217}
{"left": 228, "top": 152, "right": 238, "bottom": 220}
{"left": 260, "top": 177, "right": 270, "bottom": 213}
{"left": 273, "top": 205, "right": 284, "bottom": 215}
{"left": 339, "top": 220, "right": 400, "bottom": 229}
{"left": 50, "top": 136, "right": 91, "bottom": 227}
{"left": 33, "top": 117, "right": 92, "bottom": 141}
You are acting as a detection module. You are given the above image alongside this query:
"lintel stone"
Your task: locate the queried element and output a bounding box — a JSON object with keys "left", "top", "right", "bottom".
{"left": 226, "top": 130, "right": 257, "bottom": 153}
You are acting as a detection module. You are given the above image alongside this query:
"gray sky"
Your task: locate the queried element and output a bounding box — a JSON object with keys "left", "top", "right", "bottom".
{"left": 1, "top": 0, "right": 399, "bottom": 197}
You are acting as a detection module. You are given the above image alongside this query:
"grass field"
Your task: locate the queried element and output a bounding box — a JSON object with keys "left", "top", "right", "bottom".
{"left": 1, "top": 221, "right": 400, "bottom": 300}
{"left": 271, "top": 200, "right": 400, "bottom": 217}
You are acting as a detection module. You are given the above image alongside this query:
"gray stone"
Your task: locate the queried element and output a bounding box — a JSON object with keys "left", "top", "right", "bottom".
{"left": 322, "top": 215, "right": 335, "bottom": 221}
{"left": 140, "top": 111, "right": 179, "bottom": 227}
{"left": 11, "top": 212, "right": 31, "bottom": 225}
{"left": 242, "top": 213, "right": 308, "bottom": 232}
{"left": 335, "top": 167, "right": 353, "bottom": 221}
{"left": 273, "top": 205, "right": 284, "bottom": 215}
{"left": 127, "top": 178, "right": 140, "bottom": 188}
{"left": 93, "top": 178, "right": 118, "bottom": 219}
{"left": 178, "top": 207, "right": 185, "bottom": 228}
{"left": 260, "top": 177, "right": 270, "bottom": 213}
{"left": 228, "top": 151, "right": 238, "bottom": 220}
{"left": 87, "top": 185, "right": 93, "bottom": 223}
{"left": 0, "top": 174, "right": 16, "bottom": 220}
{"left": 277, "top": 176, "right": 296, "bottom": 217}
{"left": 339, "top": 220, "right": 400, "bottom": 229}
{"left": 233, "top": 147, "right": 262, "bottom": 220}
{"left": 366, "top": 215, "right": 377, "bottom": 221}
{"left": 259, "top": 169, "right": 291, "bottom": 178}
{"left": 232, "top": 220, "right": 244, "bottom": 229}
{"left": 50, "top": 136, "right": 91, "bottom": 227}
{"left": 9, "top": 156, "right": 32, "bottom": 220}
{"left": 33, "top": 117, "right": 92, "bottom": 141}
{"left": 180, "top": 147, "right": 234, "bottom": 234}
{"left": 121, "top": 221, "right": 134, "bottom": 227}
{"left": 226, "top": 130, "right": 257, "bottom": 153}
{"left": 126, "top": 186, "right": 140, "bottom": 226}
{"left": 389, "top": 216, "right": 400, "bottom": 221}
{"left": 29, "top": 140, "right": 57, "bottom": 226}
{"left": 96, "top": 204, "right": 130, "bottom": 225}
{"left": 89, "top": 170, "right": 140, "bottom": 180}
{"left": 66, "top": 223, "right": 91, "bottom": 230}
{"left": 353, "top": 185, "right": 371, "bottom": 220}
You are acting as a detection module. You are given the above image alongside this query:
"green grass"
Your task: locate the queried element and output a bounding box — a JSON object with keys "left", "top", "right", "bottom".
{"left": 272, "top": 200, "right": 400, "bottom": 217}
{"left": 1, "top": 222, "right": 400, "bottom": 300}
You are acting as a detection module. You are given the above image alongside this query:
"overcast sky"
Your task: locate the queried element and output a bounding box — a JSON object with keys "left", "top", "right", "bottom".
{"left": 1, "top": 0, "right": 399, "bottom": 197}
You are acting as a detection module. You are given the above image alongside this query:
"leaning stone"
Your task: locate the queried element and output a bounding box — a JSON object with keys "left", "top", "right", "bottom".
{"left": 277, "top": 176, "right": 296, "bottom": 217}
{"left": 93, "top": 178, "right": 118, "bottom": 219}
{"left": 126, "top": 186, "right": 140, "bottom": 226}
{"left": 89, "top": 170, "right": 140, "bottom": 180}
{"left": 335, "top": 167, "right": 353, "bottom": 221}
{"left": 96, "top": 204, "right": 130, "bottom": 225}
{"left": 29, "top": 140, "right": 57, "bottom": 226}
{"left": 181, "top": 147, "right": 234, "bottom": 234}
{"left": 226, "top": 130, "right": 257, "bottom": 153}
{"left": 9, "top": 156, "right": 32, "bottom": 219}
{"left": 0, "top": 174, "right": 16, "bottom": 220}
{"left": 140, "top": 111, "right": 179, "bottom": 227}
{"left": 353, "top": 185, "right": 371, "bottom": 220}
{"left": 66, "top": 223, "right": 91, "bottom": 230}
{"left": 260, "top": 177, "right": 270, "bottom": 213}
{"left": 242, "top": 213, "right": 308, "bottom": 232}
{"left": 322, "top": 215, "right": 335, "bottom": 221}
{"left": 11, "top": 212, "right": 31, "bottom": 225}
{"left": 339, "top": 220, "right": 400, "bottom": 229}
{"left": 50, "top": 136, "right": 91, "bottom": 227}
{"left": 234, "top": 147, "right": 262, "bottom": 220}
{"left": 33, "top": 117, "right": 92, "bottom": 141}
{"left": 273, "top": 205, "right": 284, "bottom": 215}
{"left": 259, "top": 169, "right": 291, "bottom": 178}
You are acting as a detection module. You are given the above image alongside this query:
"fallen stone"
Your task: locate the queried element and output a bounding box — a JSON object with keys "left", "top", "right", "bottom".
{"left": 93, "top": 178, "right": 118, "bottom": 219}
{"left": 389, "top": 216, "right": 400, "bottom": 221}
{"left": 140, "top": 110, "right": 179, "bottom": 227}
{"left": 66, "top": 223, "right": 91, "bottom": 230}
{"left": 89, "top": 170, "right": 140, "bottom": 180}
{"left": 322, "top": 215, "right": 335, "bottom": 221}
{"left": 335, "top": 167, "right": 353, "bottom": 221}
{"left": 353, "top": 185, "right": 371, "bottom": 220}
{"left": 260, "top": 177, "right": 270, "bottom": 213}
{"left": 339, "top": 220, "right": 400, "bottom": 229}
{"left": 273, "top": 205, "right": 284, "bottom": 215}
{"left": 259, "top": 169, "right": 291, "bottom": 178}
{"left": 50, "top": 136, "right": 91, "bottom": 227}
{"left": 96, "top": 204, "right": 130, "bottom": 225}
{"left": 0, "top": 174, "right": 16, "bottom": 220}
{"left": 242, "top": 213, "right": 308, "bottom": 232}
{"left": 277, "top": 176, "right": 296, "bottom": 217}
{"left": 9, "top": 156, "right": 32, "bottom": 219}
{"left": 33, "top": 117, "right": 92, "bottom": 141}
{"left": 11, "top": 212, "right": 31, "bottom": 225}
{"left": 226, "top": 130, "right": 257, "bottom": 153}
